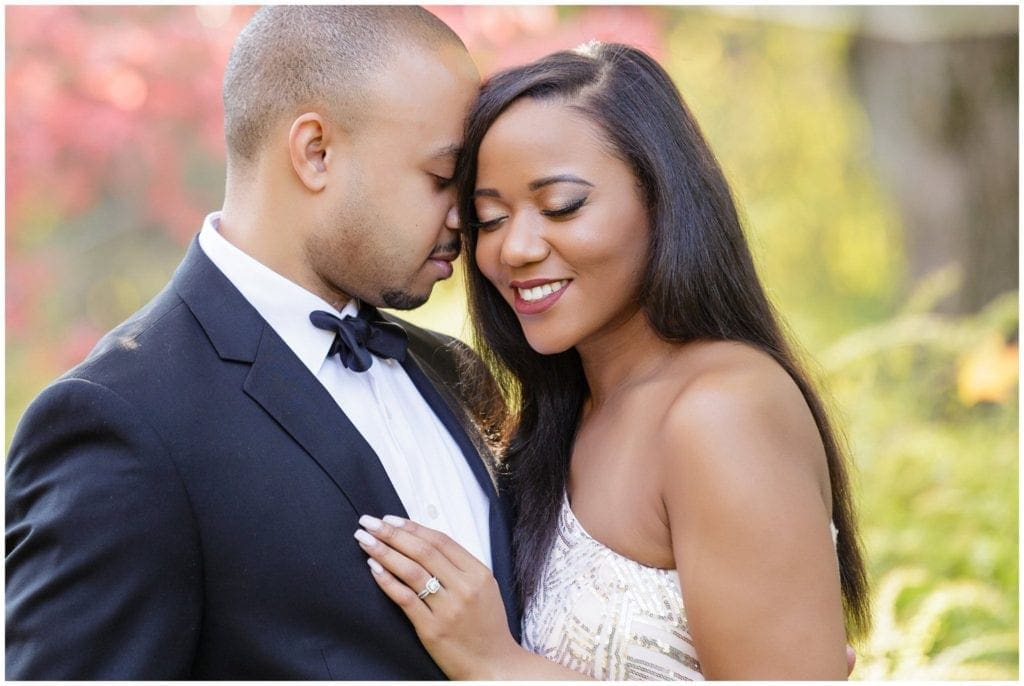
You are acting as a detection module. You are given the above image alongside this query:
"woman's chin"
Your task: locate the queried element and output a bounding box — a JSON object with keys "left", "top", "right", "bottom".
{"left": 523, "top": 332, "right": 575, "bottom": 357}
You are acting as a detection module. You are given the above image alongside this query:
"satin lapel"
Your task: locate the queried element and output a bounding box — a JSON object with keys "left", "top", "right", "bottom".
{"left": 243, "top": 325, "right": 408, "bottom": 520}
{"left": 400, "top": 351, "right": 519, "bottom": 635}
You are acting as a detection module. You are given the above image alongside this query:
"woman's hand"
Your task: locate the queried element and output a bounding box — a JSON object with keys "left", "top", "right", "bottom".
{"left": 354, "top": 515, "right": 522, "bottom": 680}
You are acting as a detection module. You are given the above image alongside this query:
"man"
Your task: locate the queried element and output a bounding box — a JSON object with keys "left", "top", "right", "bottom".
{"left": 6, "top": 6, "right": 516, "bottom": 679}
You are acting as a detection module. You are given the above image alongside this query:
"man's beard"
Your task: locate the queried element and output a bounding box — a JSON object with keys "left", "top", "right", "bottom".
{"left": 381, "top": 239, "right": 460, "bottom": 310}
{"left": 381, "top": 288, "right": 429, "bottom": 310}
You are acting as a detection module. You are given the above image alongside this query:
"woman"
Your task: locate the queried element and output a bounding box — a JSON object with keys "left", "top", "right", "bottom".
{"left": 352, "top": 42, "right": 870, "bottom": 679}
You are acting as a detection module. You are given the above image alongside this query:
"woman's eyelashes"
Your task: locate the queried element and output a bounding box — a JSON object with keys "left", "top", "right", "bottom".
{"left": 470, "top": 196, "right": 590, "bottom": 231}
{"left": 469, "top": 215, "right": 505, "bottom": 231}
{"left": 541, "top": 195, "right": 588, "bottom": 219}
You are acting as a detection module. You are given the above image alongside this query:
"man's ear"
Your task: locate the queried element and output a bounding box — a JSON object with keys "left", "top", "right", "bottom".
{"left": 288, "top": 112, "right": 345, "bottom": 192}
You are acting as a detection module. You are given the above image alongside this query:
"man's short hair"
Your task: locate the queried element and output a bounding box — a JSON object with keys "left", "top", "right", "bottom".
{"left": 223, "top": 6, "right": 465, "bottom": 164}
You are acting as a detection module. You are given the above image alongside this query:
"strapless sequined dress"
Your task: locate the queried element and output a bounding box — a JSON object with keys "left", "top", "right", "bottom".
{"left": 521, "top": 492, "right": 838, "bottom": 681}
{"left": 521, "top": 493, "right": 703, "bottom": 680}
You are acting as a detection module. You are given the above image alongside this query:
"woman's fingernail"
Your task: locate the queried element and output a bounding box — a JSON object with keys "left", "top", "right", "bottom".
{"left": 367, "top": 557, "right": 384, "bottom": 575}
{"left": 354, "top": 529, "right": 378, "bottom": 547}
{"left": 359, "top": 515, "right": 383, "bottom": 531}
{"left": 382, "top": 515, "right": 405, "bottom": 527}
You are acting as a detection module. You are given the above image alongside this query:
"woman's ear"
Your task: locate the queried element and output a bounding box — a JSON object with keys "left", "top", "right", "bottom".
{"left": 288, "top": 112, "right": 344, "bottom": 192}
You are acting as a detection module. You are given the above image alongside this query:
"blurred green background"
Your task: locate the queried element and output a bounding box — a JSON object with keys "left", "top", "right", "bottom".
{"left": 5, "top": 6, "right": 1018, "bottom": 679}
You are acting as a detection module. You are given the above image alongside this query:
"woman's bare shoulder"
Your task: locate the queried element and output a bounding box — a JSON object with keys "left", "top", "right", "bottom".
{"left": 653, "top": 341, "right": 846, "bottom": 680}
{"left": 654, "top": 340, "right": 828, "bottom": 508}
{"left": 660, "top": 340, "right": 809, "bottom": 428}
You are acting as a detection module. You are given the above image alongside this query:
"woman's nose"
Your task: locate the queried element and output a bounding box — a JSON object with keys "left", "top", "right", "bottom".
{"left": 500, "top": 216, "right": 550, "bottom": 267}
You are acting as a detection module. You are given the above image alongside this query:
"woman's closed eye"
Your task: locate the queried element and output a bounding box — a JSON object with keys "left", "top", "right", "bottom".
{"left": 541, "top": 196, "right": 588, "bottom": 219}
{"left": 469, "top": 213, "right": 507, "bottom": 231}
{"left": 470, "top": 196, "right": 589, "bottom": 231}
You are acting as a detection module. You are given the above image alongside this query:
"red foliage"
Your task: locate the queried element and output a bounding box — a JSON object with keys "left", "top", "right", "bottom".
{"left": 6, "top": 6, "right": 255, "bottom": 242}
{"left": 427, "top": 6, "right": 666, "bottom": 75}
{"left": 5, "top": 252, "right": 56, "bottom": 337}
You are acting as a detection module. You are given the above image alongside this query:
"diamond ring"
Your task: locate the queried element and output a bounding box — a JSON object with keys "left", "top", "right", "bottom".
{"left": 417, "top": 575, "right": 442, "bottom": 599}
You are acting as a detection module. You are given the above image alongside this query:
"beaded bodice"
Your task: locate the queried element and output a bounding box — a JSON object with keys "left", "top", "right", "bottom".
{"left": 521, "top": 493, "right": 841, "bottom": 680}
{"left": 521, "top": 493, "right": 703, "bottom": 680}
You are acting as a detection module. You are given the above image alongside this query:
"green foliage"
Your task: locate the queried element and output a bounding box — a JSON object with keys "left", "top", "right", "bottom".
{"left": 857, "top": 568, "right": 1018, "bottom": 679}
{"left": 822, "top": 283, "right": 1018, "bottom": 678}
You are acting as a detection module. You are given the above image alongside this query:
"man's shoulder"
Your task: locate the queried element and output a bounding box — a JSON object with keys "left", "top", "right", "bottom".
{"left": 381, "top": 311, "right": 459, "bottom": 349}
{"left": 380, "top": 312, "right": 476, "bottom": 380}
{"left": 66, "top": 283, "right": 201, "bottom": 388}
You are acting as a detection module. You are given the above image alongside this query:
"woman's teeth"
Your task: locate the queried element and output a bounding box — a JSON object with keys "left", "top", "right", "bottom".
{"left": 517, "top": 280, "right": 569, "bottom": 302}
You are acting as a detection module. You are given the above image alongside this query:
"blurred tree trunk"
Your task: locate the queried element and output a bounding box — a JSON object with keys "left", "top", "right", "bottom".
{"left": 849, "top": 6, "right": 1017, "bottom": 314}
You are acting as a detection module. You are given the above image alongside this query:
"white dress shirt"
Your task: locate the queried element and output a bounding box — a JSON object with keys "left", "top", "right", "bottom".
{"left": 198, "top": 212, "right": 492, "bottom": 568}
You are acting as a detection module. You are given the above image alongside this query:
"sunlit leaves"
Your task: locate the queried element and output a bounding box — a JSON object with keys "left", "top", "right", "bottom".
{"left": 858, "top": 568, "right": 1017, "bottom": 679}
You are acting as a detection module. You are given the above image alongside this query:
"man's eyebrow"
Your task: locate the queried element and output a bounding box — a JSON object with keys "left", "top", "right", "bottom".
{"left": 430, "top": 143, "right": 462, "bottom": 161}
{"left": 528, "top": 174, "right": 594, "bottom": 191}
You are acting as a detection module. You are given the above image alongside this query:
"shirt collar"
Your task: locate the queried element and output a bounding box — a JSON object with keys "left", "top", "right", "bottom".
{"left": 198, "top": 211, "right": 358, "bottom": 375}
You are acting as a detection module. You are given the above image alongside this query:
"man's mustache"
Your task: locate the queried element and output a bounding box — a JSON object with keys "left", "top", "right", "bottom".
{"left": 430, "top": 241, "right": 461, "bottom": 261}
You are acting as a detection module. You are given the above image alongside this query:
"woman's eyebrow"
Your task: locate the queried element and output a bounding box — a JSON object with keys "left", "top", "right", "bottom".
{"left": 528, "top": 174, "right": 594, "bottom": 191}
{"left": 474, "top": 175, "right": 595, "bottom": 199}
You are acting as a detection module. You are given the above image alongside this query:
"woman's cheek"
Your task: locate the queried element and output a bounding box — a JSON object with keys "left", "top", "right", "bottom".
{"left": 475, "top": 236, "right": 504, "bottom": 291}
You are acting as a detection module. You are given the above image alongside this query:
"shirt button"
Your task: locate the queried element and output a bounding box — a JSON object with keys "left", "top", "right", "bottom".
{"left": 427, "top": 504, "right": 439, "bottom": 519}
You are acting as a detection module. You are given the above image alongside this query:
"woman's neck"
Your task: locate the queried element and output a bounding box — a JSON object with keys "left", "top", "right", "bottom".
{"left": 576, "top": 309, "right": 678, "bottom": 410}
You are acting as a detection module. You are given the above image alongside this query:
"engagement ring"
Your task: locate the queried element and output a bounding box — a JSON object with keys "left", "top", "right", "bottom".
{"left": 417, "top": 575, "right": 442, "bottom": 599}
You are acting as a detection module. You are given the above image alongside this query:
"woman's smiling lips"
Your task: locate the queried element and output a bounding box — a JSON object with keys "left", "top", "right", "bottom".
{"left": 510, "top": 278, "right": 572, "bottom": 315}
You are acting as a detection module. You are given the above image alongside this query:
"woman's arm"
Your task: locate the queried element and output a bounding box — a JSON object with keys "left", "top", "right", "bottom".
{"left": 355, "top": 515, "right": 591, "bottom": 680}
{"left": 660, "top": 357, "right": 849, "bottom": 679}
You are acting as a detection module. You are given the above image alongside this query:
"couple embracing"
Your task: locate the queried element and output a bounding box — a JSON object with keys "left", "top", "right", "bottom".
{"left": 6, "top": 6, "right": 869, "bottom": 680}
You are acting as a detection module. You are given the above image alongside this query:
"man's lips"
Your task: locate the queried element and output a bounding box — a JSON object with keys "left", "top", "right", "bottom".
{"left": 429, "top": 251, "right": 459, "bottom": 263}
{"left": 428, "top": 251, "right": 458, "bottom": 279}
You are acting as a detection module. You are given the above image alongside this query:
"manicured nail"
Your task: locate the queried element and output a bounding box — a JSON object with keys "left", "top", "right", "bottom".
{"left": 367, "top": 557, "right": 384, "bottom": 575}
{"left": 354, "top": 529, "right": 378, "bottom": 547}
{"left": 359, "top": 515, "right": 383, "bottom": 531}
{"left": 382, "top": 515, "right": 405, "bottom": 527}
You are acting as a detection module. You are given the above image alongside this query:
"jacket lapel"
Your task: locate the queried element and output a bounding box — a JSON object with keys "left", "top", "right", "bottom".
{"left": 173, "top": 238, "right": 407, "bottom": 520}
{"left": 243, "top": 329, "right": 408, "bottom": 519}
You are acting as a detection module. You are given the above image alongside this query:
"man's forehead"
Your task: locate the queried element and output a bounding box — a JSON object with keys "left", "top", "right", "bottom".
{"left": 353, "top": 45, "right": 476, "bottom": 159}
{"left": 370, "top": 43, "right": 478, "bottom": 106}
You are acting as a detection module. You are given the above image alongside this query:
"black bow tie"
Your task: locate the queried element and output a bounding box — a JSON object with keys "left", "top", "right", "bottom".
{"left": 309, "top": 307, "right": 408, "bottom": 372}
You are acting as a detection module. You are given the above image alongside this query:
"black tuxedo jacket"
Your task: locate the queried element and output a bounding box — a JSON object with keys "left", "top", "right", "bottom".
{"left": 6, "top": 238, "right": 519, "bottom": 679}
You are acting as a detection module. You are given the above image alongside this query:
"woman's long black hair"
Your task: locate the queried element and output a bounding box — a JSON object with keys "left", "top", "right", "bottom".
{"left": 457, "top": 42, "right": 870, "bottom": 639}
